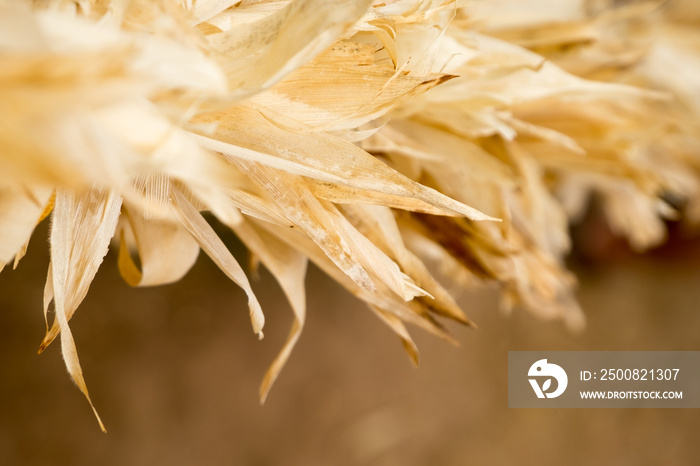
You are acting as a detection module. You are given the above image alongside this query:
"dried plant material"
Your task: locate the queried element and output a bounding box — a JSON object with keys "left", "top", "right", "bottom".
{"left": 0, "top": 187, "right": 53, "bottom": 269}
{"left": 42, "top": 188, "right": 122, "bottom": 433}
{"left": 117, "top": 204, "right": 201, "bottom": 287}
{"left": 1, "top": 0, "right": 700, "bottom": 430}
{"left": 202, "top": 0, "right": 375, "bottom": 94}
{"left": 189, "top": 105, "right": 496, "bottom": 220}
{"left": 171, "top": 185, "right": 265, "bottom": 337}
{"left": 236, "top": 220, "right": 307, "bottom": 403}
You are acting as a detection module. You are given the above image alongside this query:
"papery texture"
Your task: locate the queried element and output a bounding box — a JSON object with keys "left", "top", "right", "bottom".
{"left": 1, "top": 0, "right": 699, "bottom": 429}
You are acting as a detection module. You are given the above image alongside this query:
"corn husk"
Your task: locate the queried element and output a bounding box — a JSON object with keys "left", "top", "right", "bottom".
{"left": 1, "top": 0, "right": 699, "bottom": 430}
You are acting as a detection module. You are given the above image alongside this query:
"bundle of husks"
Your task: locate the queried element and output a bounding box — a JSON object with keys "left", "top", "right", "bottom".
{"left": 1, "top": 0, "right": 698, "bottom": 430}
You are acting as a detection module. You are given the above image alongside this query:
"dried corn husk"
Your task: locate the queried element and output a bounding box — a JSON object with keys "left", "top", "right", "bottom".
{"left": 1, "top": 0, "right": 700, "bottom": 430}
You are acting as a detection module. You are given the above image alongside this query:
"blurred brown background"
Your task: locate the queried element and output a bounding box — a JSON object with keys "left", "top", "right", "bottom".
{"left": 1, "top": 214, "right": 699, "bottom": 466}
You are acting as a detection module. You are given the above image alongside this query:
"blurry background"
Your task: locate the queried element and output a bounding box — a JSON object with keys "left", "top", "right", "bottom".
{"left": 1, "top": 208, "right": 699, "bottom": 466}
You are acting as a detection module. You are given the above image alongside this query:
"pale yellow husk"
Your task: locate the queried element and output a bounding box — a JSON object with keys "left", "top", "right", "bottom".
{"left": 1, "top": 0, "right": 699, "bottom": 430}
